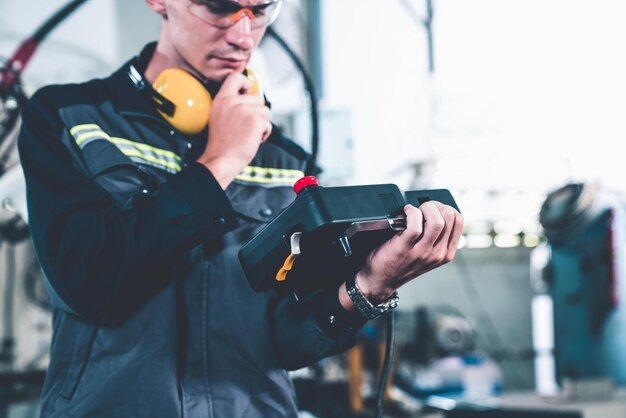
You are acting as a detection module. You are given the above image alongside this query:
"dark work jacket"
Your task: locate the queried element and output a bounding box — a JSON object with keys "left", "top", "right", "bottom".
{"left": 18, "top": 44, "right": 364, "bottom": 418}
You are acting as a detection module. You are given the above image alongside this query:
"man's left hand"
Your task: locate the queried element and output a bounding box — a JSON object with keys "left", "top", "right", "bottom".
{"left": 340, "top": 202, "right": 464, "bottom": 309}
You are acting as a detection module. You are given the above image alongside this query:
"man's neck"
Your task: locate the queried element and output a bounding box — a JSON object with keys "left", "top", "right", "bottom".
{"left": 144, "top": 41, "right": 179, "bottom": 85}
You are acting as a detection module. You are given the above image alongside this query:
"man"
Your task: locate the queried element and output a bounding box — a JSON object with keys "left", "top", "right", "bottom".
{"left": 18, "top": 0, "right": 463, "bottom": 417}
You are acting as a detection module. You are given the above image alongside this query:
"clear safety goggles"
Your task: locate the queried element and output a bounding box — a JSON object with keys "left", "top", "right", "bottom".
{"left": 188, "top": 0, "right": 283, "bottom": 29}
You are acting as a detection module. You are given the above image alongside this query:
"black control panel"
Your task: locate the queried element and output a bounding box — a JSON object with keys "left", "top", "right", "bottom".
{"left": 239, "top": 177, "right": 459, "bottom": 294}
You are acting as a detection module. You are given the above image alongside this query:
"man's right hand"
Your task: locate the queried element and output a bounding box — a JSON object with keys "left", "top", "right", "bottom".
{"left": 197, "top": 72, "right": 272, "bottom": 189}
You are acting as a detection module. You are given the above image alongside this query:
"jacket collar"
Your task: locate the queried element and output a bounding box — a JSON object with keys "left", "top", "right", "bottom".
{"left": 108, "top": 42, "right": 160, "bottom": 117}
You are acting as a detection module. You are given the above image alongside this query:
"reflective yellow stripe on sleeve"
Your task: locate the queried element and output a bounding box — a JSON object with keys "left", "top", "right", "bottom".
{"left": 69, "top": 124, "right": 182, "bottom": 174}
{"left": 235, "top": 166, "right": 304, "bottom": 187}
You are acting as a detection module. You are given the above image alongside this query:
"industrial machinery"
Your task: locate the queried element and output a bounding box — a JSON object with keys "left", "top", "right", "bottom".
{"left": 536, "top": 183, "right": 626, "bottom": 398}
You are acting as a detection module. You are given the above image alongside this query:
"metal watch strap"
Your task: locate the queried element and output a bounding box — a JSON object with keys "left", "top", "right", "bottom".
{"left": 345, "top": 276, "right": 399, "bottom": 320}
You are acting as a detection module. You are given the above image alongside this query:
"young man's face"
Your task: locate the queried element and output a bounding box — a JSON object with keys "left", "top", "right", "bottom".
{"left": 157, "top": 0, "right": 274, "bottom": 82}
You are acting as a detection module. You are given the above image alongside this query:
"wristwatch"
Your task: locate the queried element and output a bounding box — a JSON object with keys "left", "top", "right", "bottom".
{"left": 345, "top": 275, "right": 399, "bottom": 320}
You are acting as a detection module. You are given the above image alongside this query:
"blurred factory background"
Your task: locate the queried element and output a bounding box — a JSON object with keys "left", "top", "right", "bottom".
{"left": 1, "top": 0, "right": 626, "bottom": 417}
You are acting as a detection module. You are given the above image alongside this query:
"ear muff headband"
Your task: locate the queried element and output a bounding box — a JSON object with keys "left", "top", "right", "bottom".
{"left": 151, "top": 68, "right": 264, "bottom": 136}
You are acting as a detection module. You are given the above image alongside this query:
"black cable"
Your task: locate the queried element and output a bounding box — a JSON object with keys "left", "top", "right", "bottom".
{"left": 375, "top": 311, "right": 395, "bottom": 418}
{"left": 1, "top": 0, "right": 90, "bottom": 90}
{"left": 31, "top": 0, "right": 90, "bottom": 44}
{"left": 265, "top": 27, "right": 320, "bottom": 176}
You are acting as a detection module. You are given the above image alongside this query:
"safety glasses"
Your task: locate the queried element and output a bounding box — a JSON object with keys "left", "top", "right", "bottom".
{"left": 188, "top": 0, "right": 283, "bottom": 29}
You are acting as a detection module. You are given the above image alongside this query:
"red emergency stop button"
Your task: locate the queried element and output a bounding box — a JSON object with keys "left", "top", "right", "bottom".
{"left": 293, "top": 176, "right": 319, "bottom": 195}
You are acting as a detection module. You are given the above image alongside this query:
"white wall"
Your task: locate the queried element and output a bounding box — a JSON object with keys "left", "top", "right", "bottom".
{"left": 321, "top": 0, "right": 434, "bottom": 185}
{"left": 321, "top": 0, "right": 626, "bottom": 193}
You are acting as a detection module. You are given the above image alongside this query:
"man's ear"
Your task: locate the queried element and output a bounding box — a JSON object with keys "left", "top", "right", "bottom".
{"left": 145, "top": 0, "right": 167, "bottom": 17}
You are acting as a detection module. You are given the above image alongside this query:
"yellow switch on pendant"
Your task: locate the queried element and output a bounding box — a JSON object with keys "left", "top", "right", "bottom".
{"left": 276, "top": 254, "right": 296, "bottom": 282}
{"left": 275, "top": 232, "right": 303, "bottom": 282}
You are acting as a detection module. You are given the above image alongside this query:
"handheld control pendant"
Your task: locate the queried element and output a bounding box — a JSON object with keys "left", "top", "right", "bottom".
{"left": 239, "top": 176, "right": 459, "bottom": 295}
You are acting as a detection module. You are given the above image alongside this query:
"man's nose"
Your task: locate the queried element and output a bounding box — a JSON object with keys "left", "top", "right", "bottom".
{"left": 225, "top": 15, "right": 255, "bottom": 51}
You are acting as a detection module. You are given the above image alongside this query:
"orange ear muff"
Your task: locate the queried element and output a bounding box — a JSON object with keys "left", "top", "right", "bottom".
{"left": 152, "top": 68, "right": 212, "bottom": 136}
{"left": 152, "top": 68, "right": 263, "bottom": 136}
{"left": 246, "top": 68, "right": 264, "bottom": 98}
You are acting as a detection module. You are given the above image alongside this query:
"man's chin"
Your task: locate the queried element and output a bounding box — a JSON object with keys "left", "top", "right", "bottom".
{"left": 205, "top": 65, "right": 247, "bottom": 82}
